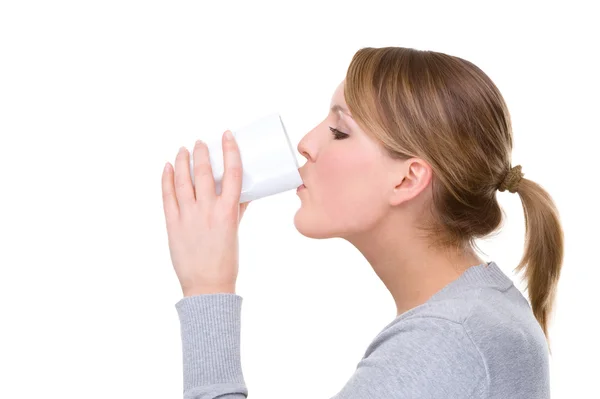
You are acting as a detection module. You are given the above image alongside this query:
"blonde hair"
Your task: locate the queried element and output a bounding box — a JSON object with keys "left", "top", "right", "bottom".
{"left": 344, "top": 47, "right": 564, "bottom": 351}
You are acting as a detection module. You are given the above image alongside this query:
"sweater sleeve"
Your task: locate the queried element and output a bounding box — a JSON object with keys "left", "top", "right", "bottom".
{"left": 175, "top": 293, "right": 247, "bottom": 399}
{"left": 175, "top": 294, "right": 488, "bottom": 399}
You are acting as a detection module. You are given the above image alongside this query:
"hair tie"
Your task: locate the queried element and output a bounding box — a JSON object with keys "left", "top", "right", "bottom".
{"left": 499, "top": 165, "right": 523, "bottom": 193}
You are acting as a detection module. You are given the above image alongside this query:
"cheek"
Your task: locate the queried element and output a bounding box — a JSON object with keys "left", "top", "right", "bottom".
{"left": 316, "top": 152, "right": 387, "bottom": 231}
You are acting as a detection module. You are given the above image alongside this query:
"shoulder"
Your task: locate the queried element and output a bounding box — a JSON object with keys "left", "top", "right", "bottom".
{"left": 392, "top": 285, "right": 548, "bottom": 357}
{"left": 356, "top": 309, "right": 487, "bottom": 396}
{"left": 357, "top": 285, "right": 549, "bottom": 397}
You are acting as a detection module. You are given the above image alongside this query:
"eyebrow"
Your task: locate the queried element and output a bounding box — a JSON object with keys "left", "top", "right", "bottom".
{"left": 330, "top": 104, "right": 352, "bottom": 118}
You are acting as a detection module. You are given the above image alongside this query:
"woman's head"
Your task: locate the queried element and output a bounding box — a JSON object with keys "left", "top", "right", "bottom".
{"left": 294, "top": 79, "right": 419, "bottom": 240}
{"left": 295, "top": 46, "right": 563, "bottom": 348}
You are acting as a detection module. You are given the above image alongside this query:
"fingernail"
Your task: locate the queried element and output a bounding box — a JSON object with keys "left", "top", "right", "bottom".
{"left": 195, "top": 139, "right": 203, "bottom": 146}
{"left": 179, "top": 146, "right": 186, "bottom": 153}
{"left": 224, "top": 130, "right": 234, "bottom": 140}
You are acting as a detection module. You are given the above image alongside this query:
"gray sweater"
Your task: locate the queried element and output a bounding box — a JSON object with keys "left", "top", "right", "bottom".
{"left": 175, "top": 261, "right": 550, "bottom": 398}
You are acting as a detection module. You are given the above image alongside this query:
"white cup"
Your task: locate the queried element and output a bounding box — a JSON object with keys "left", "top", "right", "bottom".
{"left": 189, "top": 112, "right": 303, "bottom": 203}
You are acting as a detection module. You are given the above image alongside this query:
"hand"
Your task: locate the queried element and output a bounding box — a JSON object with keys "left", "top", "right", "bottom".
{"left": 161, "top": 130, "right": 251, "bottom": 296}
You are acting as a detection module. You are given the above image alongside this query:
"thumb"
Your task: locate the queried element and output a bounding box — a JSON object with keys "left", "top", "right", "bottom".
{"left": 239, "top": 200, "right": 252, "bottom": 221}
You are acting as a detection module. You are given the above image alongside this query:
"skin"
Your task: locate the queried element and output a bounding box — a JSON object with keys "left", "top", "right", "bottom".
{"left": 162, "top": 132, "right": 251, "bottom": 297}
{"left": 295, "top": 80, "right": 485, "bottom": 316}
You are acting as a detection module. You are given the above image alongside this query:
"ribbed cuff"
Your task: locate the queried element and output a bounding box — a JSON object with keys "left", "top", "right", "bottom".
{"left": 175, "top": 293, "right": 246, "bottom": 394}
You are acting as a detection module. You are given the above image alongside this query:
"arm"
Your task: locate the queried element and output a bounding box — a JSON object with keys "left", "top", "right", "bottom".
{"left": 175, "top": 295, "right": 488, "bottom": 399}
{"left": 176, "top": 293, "right": 247, "bottom": 399}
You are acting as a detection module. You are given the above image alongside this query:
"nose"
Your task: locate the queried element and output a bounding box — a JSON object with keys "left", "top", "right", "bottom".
{"left": 297, "top": 125, "right": 316, "bottom": 162}
{"left": 296, "top": 132, "right": 312, "bottom": 185}
{"left": 297, "top": 136, "right": 308, "bottom": 161}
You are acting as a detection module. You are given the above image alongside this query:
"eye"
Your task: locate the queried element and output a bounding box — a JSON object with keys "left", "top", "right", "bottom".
{"left": 329, "top": 126, "right": 349, "bottom": 140}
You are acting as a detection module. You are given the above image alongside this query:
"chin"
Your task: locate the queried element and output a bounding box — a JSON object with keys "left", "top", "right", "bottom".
{"left": 293, "top": 208, "right": 338, "bottom": 239}
{"left": 293, "top": 200, "right": 386, "bottom": 242}
{"left": 293, "top": 207, "right": 361, "bottom": 240}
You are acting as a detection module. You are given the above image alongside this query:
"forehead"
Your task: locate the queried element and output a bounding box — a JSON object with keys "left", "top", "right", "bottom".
{"left": 332, "top": 80, "right": 345, "bottom": 101}
{"left": 330, "top": 80, "right": 344, "bottom": 102}
{"left": 330, "top": 81, "right": 351, "bottom": 117}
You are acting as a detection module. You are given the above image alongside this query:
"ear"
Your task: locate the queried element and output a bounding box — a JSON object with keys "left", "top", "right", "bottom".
{"left": 388, "top": 158, "right": 433, "bottom": 206}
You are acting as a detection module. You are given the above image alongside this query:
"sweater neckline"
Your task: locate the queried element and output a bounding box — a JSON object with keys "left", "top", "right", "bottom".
{"left": 427, "top": 261, "right": 514, "bottom": 303}
{"left": 376, "top": 261, "right": 515, "bottom": 335}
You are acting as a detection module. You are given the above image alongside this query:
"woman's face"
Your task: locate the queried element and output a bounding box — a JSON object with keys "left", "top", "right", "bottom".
{"left": 294, "top": 80, "right": 395, "bottom": 239}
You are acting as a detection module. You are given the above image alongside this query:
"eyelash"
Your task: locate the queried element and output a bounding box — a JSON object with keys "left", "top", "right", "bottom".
{"left": 329, "top": 126, "right": 349, "bottom": 140}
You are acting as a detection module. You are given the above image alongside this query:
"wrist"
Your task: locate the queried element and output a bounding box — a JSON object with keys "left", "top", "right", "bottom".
{"left": 182, "top": 285, "right": 236, "bottom": 297}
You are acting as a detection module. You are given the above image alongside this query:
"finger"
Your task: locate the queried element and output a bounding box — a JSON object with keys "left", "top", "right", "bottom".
{"left": 174, "top": 146, "right": 196, "bottom": 209}
{"left": 220, "top": 130, "right": 243, "bottom": 206}
{"left": 193, "top": 139, "right": 216, "bottom": 205}
{"left": 161, "top": 162, "right": 180, "bottom": 223}
{"left": 239, "top": 200, "right": 251, "bottom": 220}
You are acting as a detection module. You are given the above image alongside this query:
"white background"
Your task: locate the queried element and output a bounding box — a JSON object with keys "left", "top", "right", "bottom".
{"left": 1, "top": 1, "right": 598, "bottom": 398}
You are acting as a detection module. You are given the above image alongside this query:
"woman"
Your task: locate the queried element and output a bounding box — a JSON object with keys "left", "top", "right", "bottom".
{"left": 162, "top": 47, "right": 564, "bottom": 398}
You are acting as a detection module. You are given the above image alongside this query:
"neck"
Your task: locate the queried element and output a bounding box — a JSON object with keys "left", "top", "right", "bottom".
{"left": 345, "top": 223, "right": 485, "bottom": 317}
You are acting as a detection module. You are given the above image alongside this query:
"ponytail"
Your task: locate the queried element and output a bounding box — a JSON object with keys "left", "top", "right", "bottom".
{"left": 515, "top": 178, "right": 564, "bottom": 352}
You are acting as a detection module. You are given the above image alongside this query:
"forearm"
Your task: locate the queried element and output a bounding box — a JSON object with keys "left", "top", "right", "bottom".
{"left": 175, "top": 293, "right": 248, "bottom": 399}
